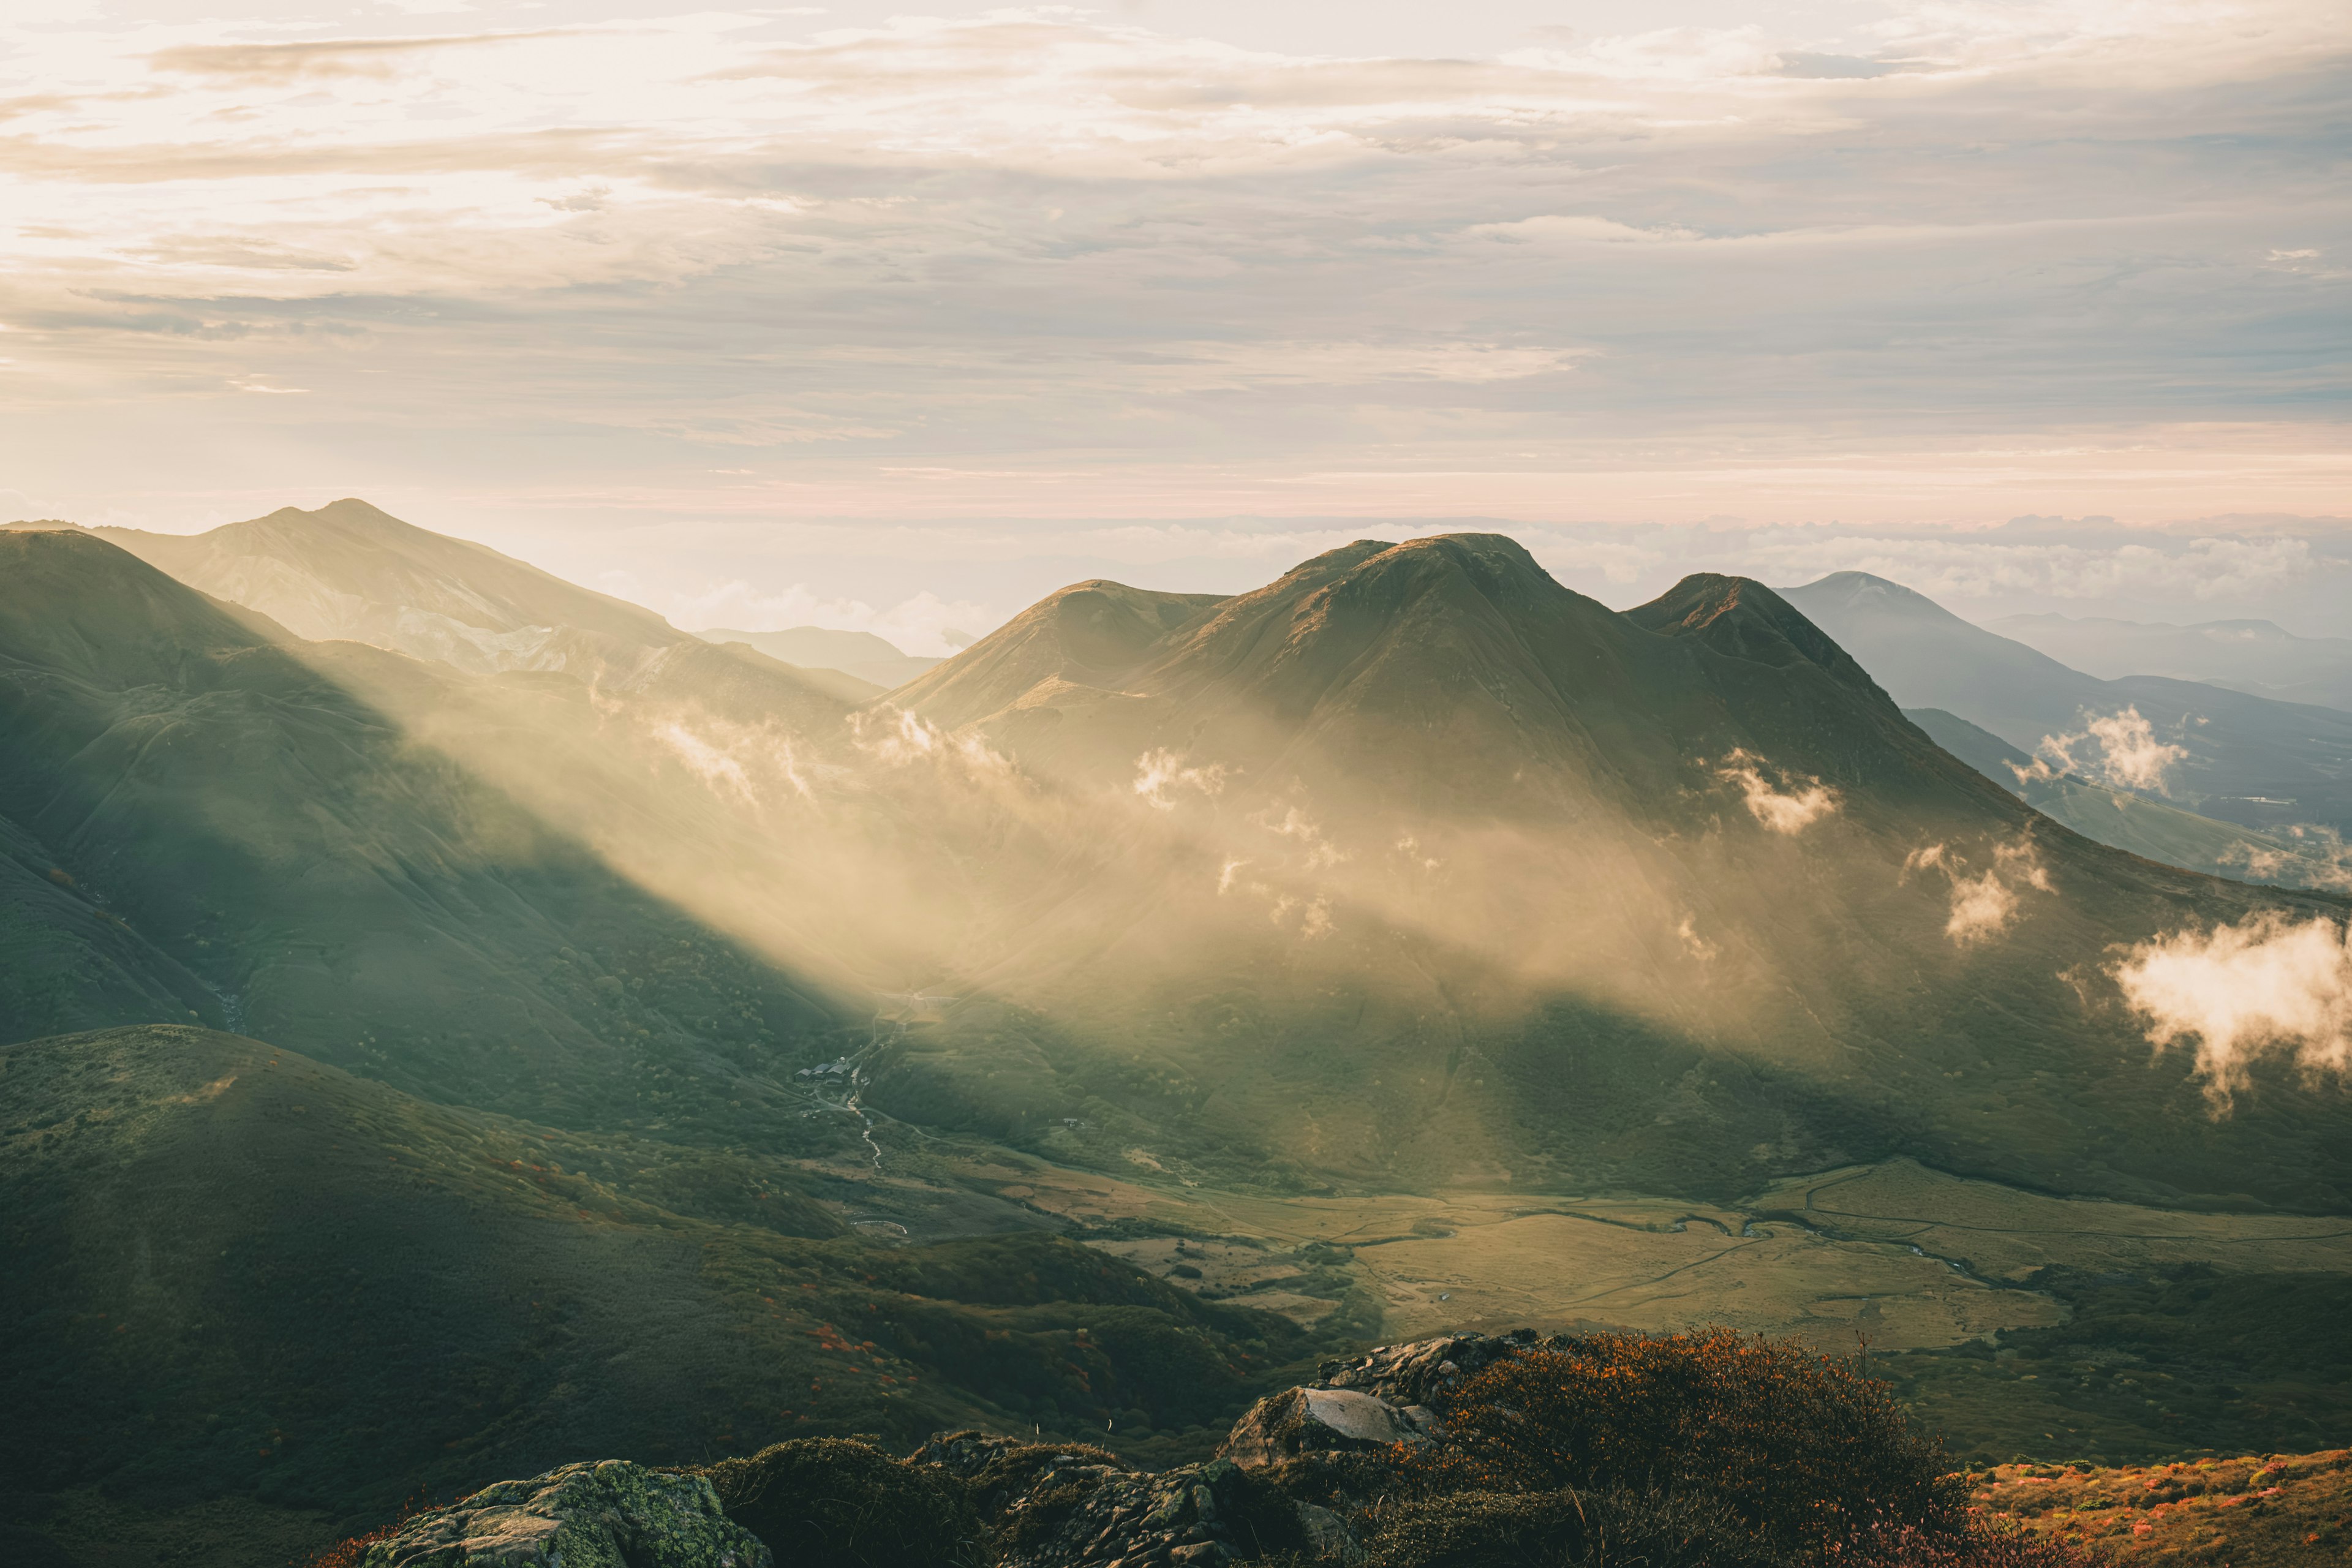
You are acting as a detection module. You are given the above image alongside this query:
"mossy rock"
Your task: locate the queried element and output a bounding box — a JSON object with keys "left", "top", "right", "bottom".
{"left": 697, "top": 1438, "right": 984, "bottom": 1568}
{"left": 357, "top": 1460, "right": 769, "bottom": 1567}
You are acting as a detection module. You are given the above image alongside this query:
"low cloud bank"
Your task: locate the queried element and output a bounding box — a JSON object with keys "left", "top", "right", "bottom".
{"left": 2111, "top": 913, "right": 2352, "bottom": 1101}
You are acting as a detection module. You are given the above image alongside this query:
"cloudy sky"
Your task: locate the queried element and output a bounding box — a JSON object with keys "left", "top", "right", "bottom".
{"left": 3, "top": 0, "right": 2346, "bottom": 646}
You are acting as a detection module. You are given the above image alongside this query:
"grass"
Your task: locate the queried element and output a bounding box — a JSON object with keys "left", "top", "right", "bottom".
{"left": 0, "top": 1027, "right": 1329, "bottom": 1567}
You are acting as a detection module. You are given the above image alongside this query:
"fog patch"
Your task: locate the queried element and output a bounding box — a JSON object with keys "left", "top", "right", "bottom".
{"left": 1906, "top": 837, "right": 2054, "bottom": 946}
{"left": 652, "top": 718, "right": 815, "bottom": 806}
{"left": 2112, "top": 913, "right": 2352, "bottom": 1103}
{"left": 1133, "top": 747, "right": 1227, "bottom": 810}
{"left": 1253, "top": 801, "right": 1348, "bottom": 867}
{"left": 2015, "top": 706, "right": 2189, "bottom": 794}
{"left": 2220, "top": 824, "right": 2352, "bottom": 894}
{"left": 1676, "top": 913, "right": 1719, "bottom": 962}
{"left": 1717, "top": 749, "right": 1838, "bottom": 834}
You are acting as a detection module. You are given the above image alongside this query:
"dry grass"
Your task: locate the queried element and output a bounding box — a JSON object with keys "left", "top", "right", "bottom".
{"left": 1972, "top": 1449, "right": 2352, "bottom": 1566}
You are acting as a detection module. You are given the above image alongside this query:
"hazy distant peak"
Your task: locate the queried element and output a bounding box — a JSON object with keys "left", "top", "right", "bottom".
{"left": 94, "top": 498, "right": 684, "bottom": 680}
{"left": 1781, "top": 570, "right": 1973, "bottom": 625}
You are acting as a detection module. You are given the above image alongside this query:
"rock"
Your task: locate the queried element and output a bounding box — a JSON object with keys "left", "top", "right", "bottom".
{"left": 1294, "top": 1501, "right": 1358, "bottom": 1559}
{"left": 1219, "top": 1386, "right": 1426, "bottom": 1469}
{"left": 360, "top": 1460, "right": 771, "bottom": 1568}
{"left": 1314, "top": 1331, "right": 1533, "bottom": 1407}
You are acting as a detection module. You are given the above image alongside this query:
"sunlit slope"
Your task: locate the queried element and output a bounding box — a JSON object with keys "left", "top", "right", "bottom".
{"left": 1783, "top": 572, "right": 2352, "bottom": 834}
{"left": 883, "top": 538, "right": 2352, "bottom": 1207}
{"left": 0, "top": 1026, "right": 1303, "bottom": 1534}
{"left": 92, "top": 498, "right": 688, "bottom": 679}
{"left": 1905, "top": 707, "right": 2346, "bottom": 889}
{"left": 0, "top": 529, "right": 842, "bottom": 1125}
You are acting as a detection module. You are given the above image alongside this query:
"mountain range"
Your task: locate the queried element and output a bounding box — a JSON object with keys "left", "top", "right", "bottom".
{"left": 7, "top": 504, "right": 2352, "bottom": 1568}
{"left": 1991, "top": 610, "right": 2352, "bottom": 713}
{"left": 1781, "top": 572, "right": 2352, "bottom": 838}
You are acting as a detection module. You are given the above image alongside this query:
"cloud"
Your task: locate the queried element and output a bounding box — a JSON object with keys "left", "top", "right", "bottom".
{"left": 1717, "top": 749, "right": 1838, "bottom": 834}
{"left": 1253, "top": 802, "right": 1347, "bottom": 867}
{"left": 1906, "top": 835, "right": 2054, "bottom": 946}
{"left": 1132, "top": 747, "right": 1227, "bottom": 810}
{"left": 1675, "top": 913, "right": 1718, "bottom": 961}
{"left": 146, "top": 33, "right": 560, "bottom": 83}
{"left": 7, "top": 3, "right": 2350, "bottom": 541}
{"left": 2111, "top": 913, "right": 2352, "bottom": 1102}
{"left": 2015, "top": 706, "right": 2189, "bottom": 794}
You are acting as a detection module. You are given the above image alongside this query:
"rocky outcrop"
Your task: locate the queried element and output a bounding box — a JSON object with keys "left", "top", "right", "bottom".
{"left": 358, "top": 1460, "right": 771, "bottom": 1568}
{"left": 354, "top": 1335, "right": 1548, "bottom": 1568}
{"left": 917, "top": 1433, "right": 1307, "bottom": 1567}
{"left": 1219, "top": 1332, "right": 1540, "bottom": 1471}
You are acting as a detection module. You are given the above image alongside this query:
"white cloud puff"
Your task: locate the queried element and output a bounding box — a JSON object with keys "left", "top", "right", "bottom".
{"left": 1906, "top": 836, "right": 2054, "bottom": 946}
{"left": 2015, "top": 706, "right": 2190, "bottom": 794}
{"left": 2111, "top": 913, "right": 2352, "bottom": 1102}
{"left": 1717, "top": 749, "right": 1839, "bottom": 834}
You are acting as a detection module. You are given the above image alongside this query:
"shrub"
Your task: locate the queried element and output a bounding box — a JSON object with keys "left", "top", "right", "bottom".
{"left": 1412, "top": 1330, "right": 1963, "bottom": 1556}
{"left": 1365, "top": 1485, "right": 1791, "bottom": 1568}
{"left": 1845, "top": 1521, "right": 2101, "bottom": 1568}
{"left": 697, "top": 1437, "right": 984, "bottom": 1568}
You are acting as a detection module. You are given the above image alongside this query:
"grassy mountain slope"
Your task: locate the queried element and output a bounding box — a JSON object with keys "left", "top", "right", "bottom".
{"left": 88, "top": 499, "right": 687, "bottom": 679}
{"left": 0, "top": 1025, "right": 1310, "bottom": 1559}
{"left": 1905, "top": 707, "right": 2349, "bottom": 889}
{"left": 1781, "top": 573, "right": 2352, "bottom": 834}
{"left": 879, "top": 539, "right": 2352, "bottom": 1208}
{"left": 0, "top": 528, "right": 846, "bottom": 1128}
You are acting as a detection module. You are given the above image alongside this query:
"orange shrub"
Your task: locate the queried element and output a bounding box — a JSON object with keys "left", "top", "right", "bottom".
{"left": 1412, "top": 1329, "right": 1963, "bottom": 1556}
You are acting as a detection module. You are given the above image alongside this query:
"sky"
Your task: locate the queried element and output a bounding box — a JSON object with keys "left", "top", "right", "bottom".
{"left": 2, "top": 0, "right": 2348, "bottom": 649}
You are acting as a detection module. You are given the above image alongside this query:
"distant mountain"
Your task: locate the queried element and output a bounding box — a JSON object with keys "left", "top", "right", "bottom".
{"left": 699, "top": 625, "right": 939, "bottom": 693}
{"left": 1780, "top": 573, "right": 2352, "bottom": 835}
{"left": 1903, "top": 707, "right": 2347, "bottom": 889}
{"left": 9, "top": 527, "right": 2350, "bottom": 1211}
{"left": 1988, "top": 611, "right": 2352, "bottom": 713}
{"left": 883, "top": 538, "right": 2352, "bottom": 1208}
{"left": 82, "top": 498, "right": 688, "bottom": 679}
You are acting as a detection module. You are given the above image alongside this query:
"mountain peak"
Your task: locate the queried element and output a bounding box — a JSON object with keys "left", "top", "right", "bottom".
{"left": 1782, "top": 570, "right": 1973, "bottom": 626}
{"left": 1628, "top": 573, "right": 1883, "bottom": 699}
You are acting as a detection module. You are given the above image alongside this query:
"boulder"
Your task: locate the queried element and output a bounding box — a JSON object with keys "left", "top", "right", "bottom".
{"left": 358, "top": 1460, "right": 772, "bottom": 1568}
{"left": 1219, "top": 1386, "right": 1428, "bottom": 1469}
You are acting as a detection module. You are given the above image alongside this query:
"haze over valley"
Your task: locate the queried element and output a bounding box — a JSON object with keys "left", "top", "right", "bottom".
{"left": 4, "top": 2, "right": 2350, "bottom": 1564}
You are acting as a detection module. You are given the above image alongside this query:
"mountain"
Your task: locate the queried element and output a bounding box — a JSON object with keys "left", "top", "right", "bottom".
{"left": 1779, "top": 573, "right": 2352, "bottom": 835}
{"left": 878, "top": 538, "right": 2352, "bottom": 1208}
{"left": 1904, "top": 707, "right": 2348, "bottom": 889}
{"left": 0, "top": 1025, "right": 1302, "bottom": 1559}
{"left": 80, "top": 498, "right": 688, "bottom": 679}
{"left": 699, "top": 625, "right": 940, "bottom": 692}
{"left": 0, "top": 527, "right": 851, "bottom": 1131}
{"left": 1988, "top": 611, "right": 2352, "bottom": 713}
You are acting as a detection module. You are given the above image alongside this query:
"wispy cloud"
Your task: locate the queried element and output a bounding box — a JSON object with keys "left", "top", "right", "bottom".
{"left": 1717, "top": 749, "right": 1838, "bottom": 834}
{"left": 2, "top": 1, "right": 2345, "bottom": 565}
